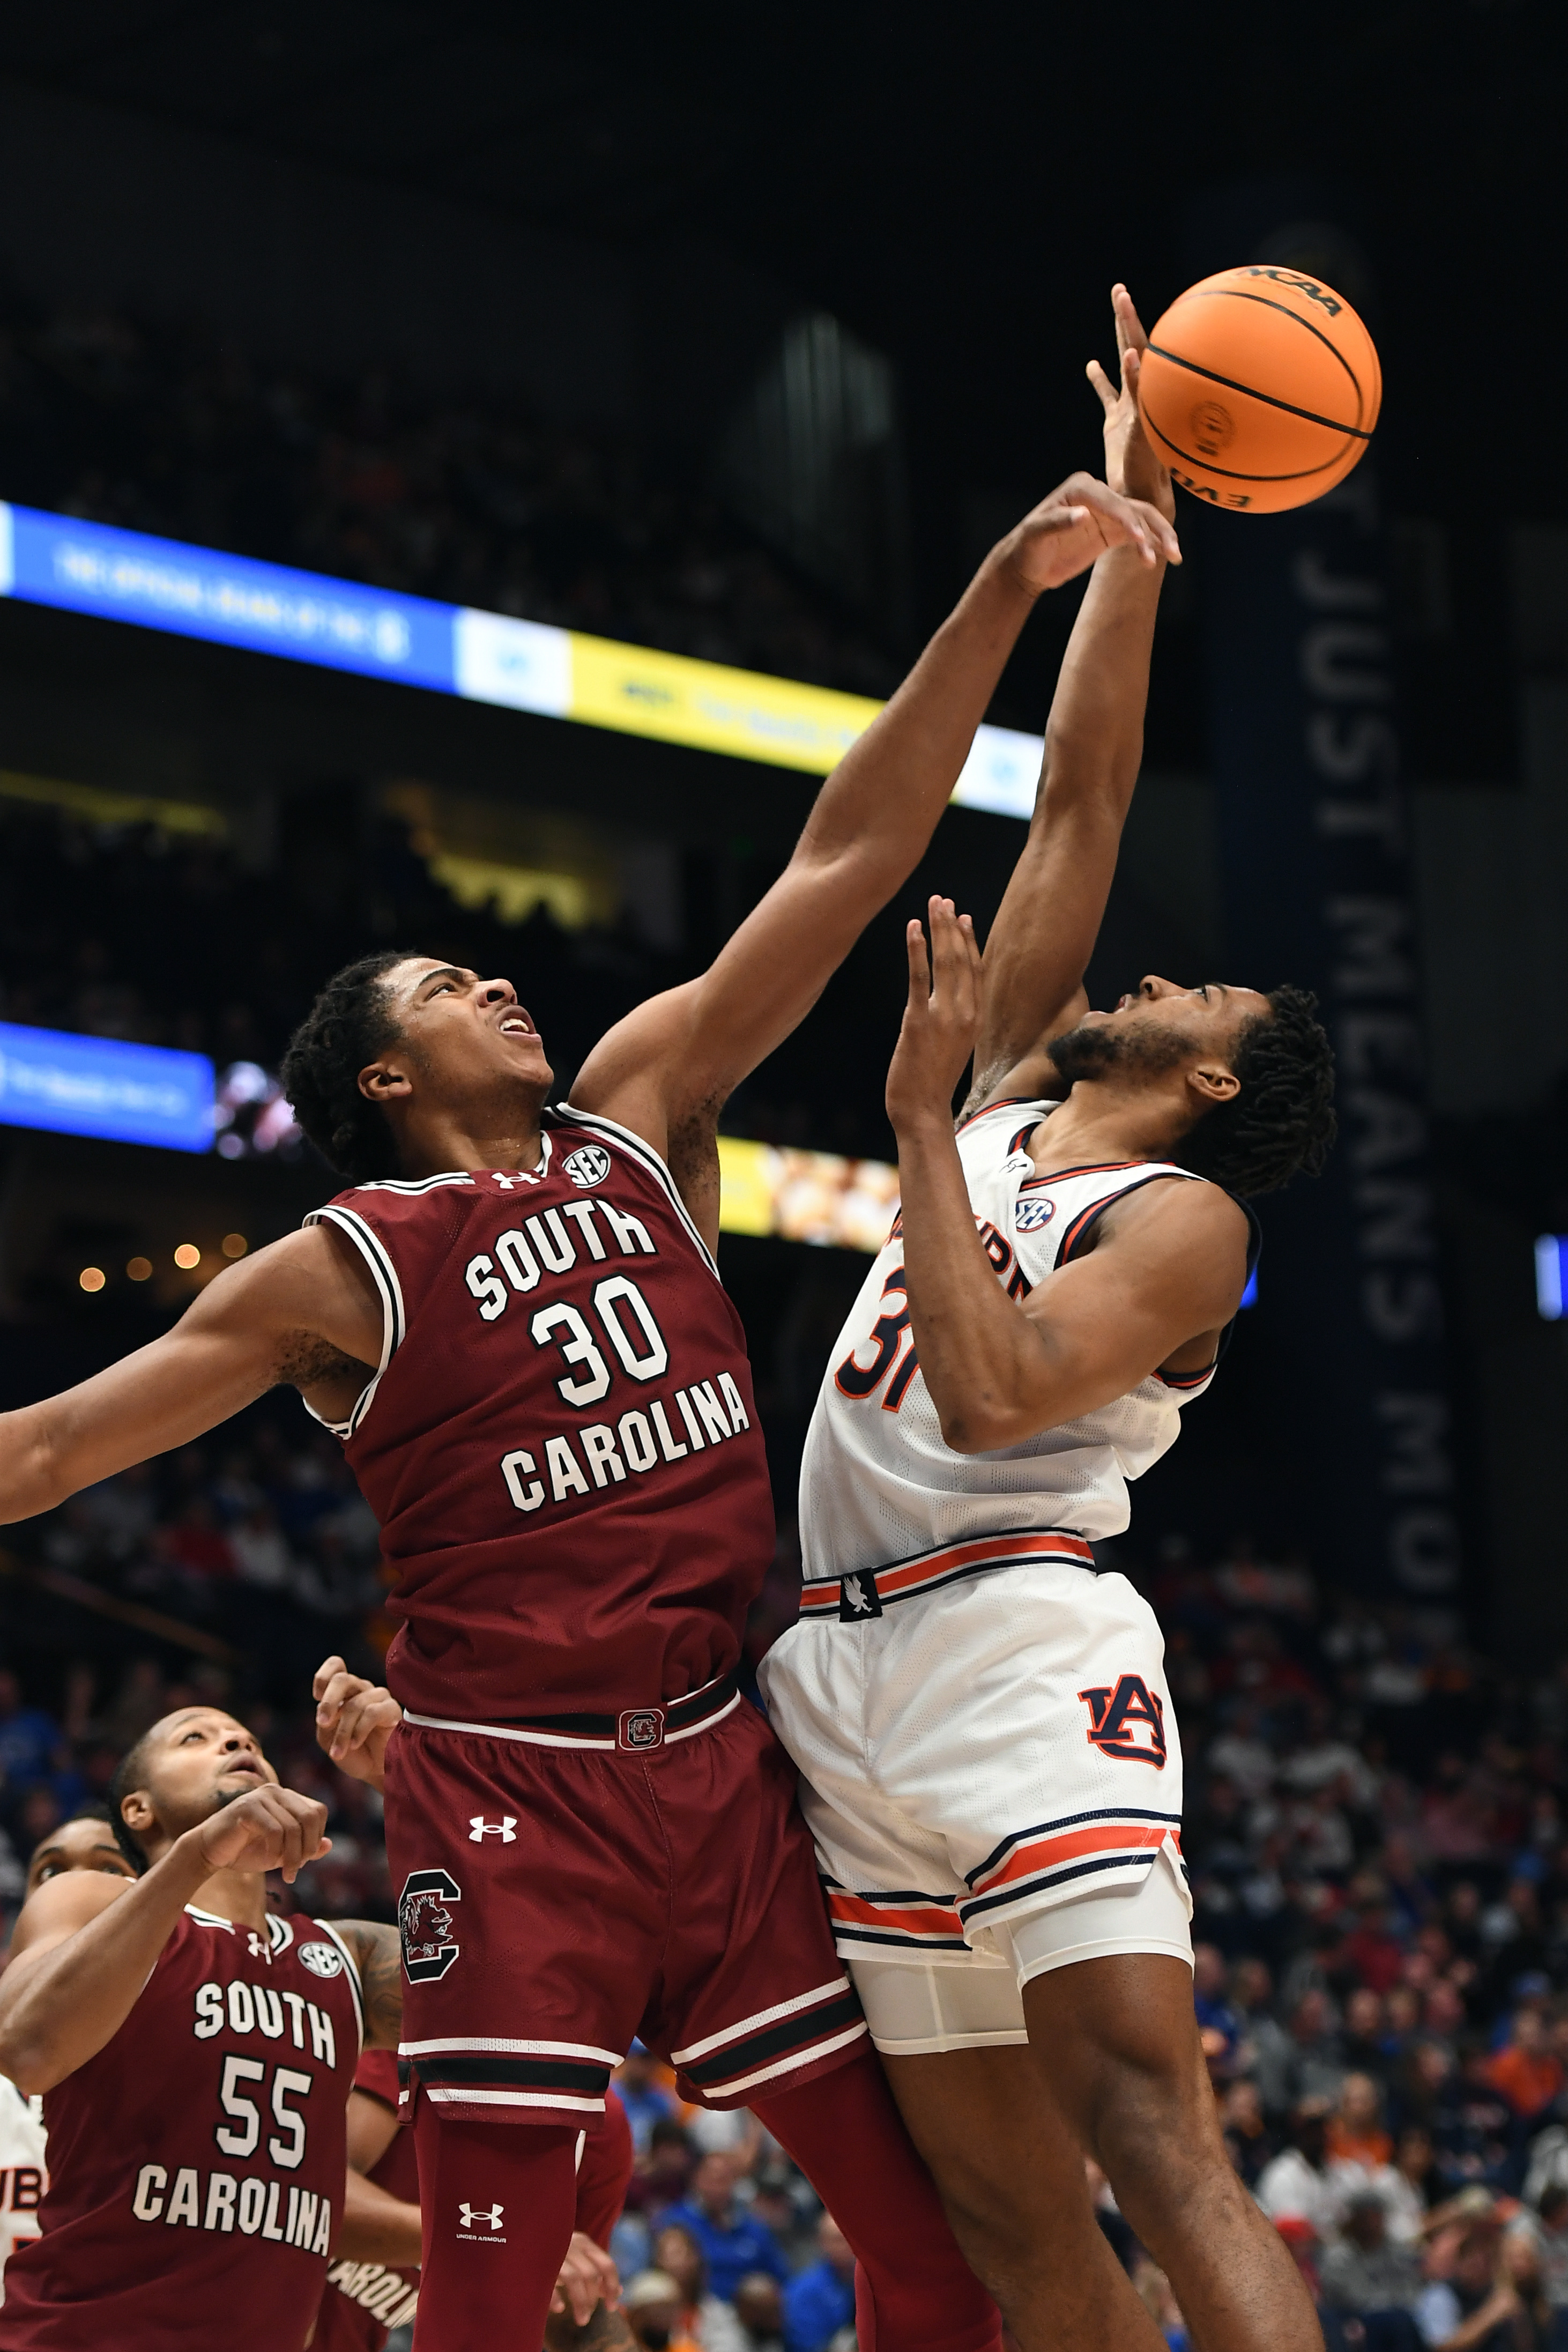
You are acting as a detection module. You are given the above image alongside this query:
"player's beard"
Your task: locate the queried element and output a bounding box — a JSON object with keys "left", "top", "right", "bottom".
{"left": 1046, "top": 1018, "right": 1188, "bottom": 1089}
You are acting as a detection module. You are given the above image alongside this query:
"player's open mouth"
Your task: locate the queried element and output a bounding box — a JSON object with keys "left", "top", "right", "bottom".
{"left": 497, "top": 1014, "right": 535, "bottom": 1037}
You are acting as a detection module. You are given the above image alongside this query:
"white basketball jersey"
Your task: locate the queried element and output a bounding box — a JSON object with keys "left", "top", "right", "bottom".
{"left": 0, "top": 2073, "right": 46, "bottom": 2297}
{"left": 798, "top": 1095, "right": 1232, "bottom": 1590}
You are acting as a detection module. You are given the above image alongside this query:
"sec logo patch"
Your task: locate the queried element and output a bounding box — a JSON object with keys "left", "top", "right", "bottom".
{"left": 563, "top": 1145, "right": 612, "bottom": 1188}
{"left": 1015, "top": 1196, "right": 1056, "bottom": 1233}
{"left": 297, "top": 1941, "right": 345, "bottom": 1979}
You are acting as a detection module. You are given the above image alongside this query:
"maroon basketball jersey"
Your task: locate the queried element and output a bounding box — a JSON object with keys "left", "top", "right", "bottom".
{"left": 0, "top": 1906, "right": 362, "bottom": 2350}
{"left": 306, "top": 1107, "right": 774, "bottom": 1719}
{"left": 312, "top": 2049, "right": 418, "bottom": 2350}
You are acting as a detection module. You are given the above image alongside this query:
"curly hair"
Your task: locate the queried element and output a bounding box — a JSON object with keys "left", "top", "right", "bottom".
{"left": 280, "top": 951, "right": 413, "bottom": 1183}
{"left": 1176, "top": 983, "right": 1337, "bottom": 1197}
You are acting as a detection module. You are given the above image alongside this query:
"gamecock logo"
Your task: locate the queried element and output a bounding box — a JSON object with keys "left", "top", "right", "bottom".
{"left": 399, "top": 1868, "right": 463, "bottom": 1982}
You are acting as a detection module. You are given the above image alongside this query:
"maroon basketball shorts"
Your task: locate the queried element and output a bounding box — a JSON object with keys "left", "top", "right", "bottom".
{"left": 383, "top": 1685, "right": 868, "bottom": 2126}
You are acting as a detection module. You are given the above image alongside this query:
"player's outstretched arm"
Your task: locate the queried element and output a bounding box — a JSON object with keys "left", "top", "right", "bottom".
{"left": 968, "top": 286, "right": 1177, "bottom": 1111}
{"left": 570, "top": 472, "right": 1179, "bottom": 1246}
{"left": 887, "top": 902, "right": 1249, "bottom": 1447}
{"left": 0, "top": 1223, "right": 382, "bottom": 1527}
{"left": 0, "top": 1786, "right": 330, "bottom": 2095}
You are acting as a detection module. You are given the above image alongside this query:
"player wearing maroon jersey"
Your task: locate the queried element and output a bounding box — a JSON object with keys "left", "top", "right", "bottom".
{"left": 0, "top": 470, "right": 1178, "bottom": 2352}
{"left": 0, "top": 1707, "right": 401, "bottom": 2350}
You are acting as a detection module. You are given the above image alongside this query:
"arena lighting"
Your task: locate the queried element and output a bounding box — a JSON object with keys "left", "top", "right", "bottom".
{"left": 0, "top": 501, "right": 1043, "bottom": 820}
{"left": 0, "top": 1019, "right": 214, "bottom": 1152}
{"left": 1536, "top": 1235, "right": 1567, "bottom": 1320}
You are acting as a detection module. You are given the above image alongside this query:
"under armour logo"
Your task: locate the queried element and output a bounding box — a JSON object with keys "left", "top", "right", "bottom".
{"left": 492, "top": 1173, "right": 519, "bottom": 1189}
{"left": 839, "top": 1571, "right": 883, "bottom": 1621}
{"left": 459, "top": 2202, "right": 505, "bottom": 2232}
{"left": 468, "top": 1815, "right": 517, "bottom": 1843}
{"left": 246, "top": 1931, "right": 272, "bottom": 1963}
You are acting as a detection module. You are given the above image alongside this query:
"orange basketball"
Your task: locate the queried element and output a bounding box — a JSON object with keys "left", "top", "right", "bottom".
{"left": 1138, "top": 264, "right": 1381, "bottom": 514}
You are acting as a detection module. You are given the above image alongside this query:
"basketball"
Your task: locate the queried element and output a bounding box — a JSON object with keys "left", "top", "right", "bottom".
{"left": 1138, "top": 264, "right": 1381, "bottom": 514}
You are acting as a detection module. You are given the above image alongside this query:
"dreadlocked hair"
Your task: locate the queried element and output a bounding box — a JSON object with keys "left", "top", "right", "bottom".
{"left": 280, "top": 950, "right": 413, "bottom": 1182}
{"left": 1176, "top": 983, "right": 1337, "bottom": 1198}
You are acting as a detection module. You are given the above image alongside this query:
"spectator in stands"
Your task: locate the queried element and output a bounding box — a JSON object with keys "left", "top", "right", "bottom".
{"left": 782, "top": 2217, "right": 856, "bottom": 2352}
{"left": 1414, "top": 2213, "right": 1529, "bottom": 2352}
{"left": 1488, "top": 2008, "right": 1565, "bottom": 2133}
{"left": 625, "top": 2270, "right": 700, "bottom": 2352}
{"left": 627, "top": 2123, "right": 697, "bottom": 2228}
{"left": 733, "top": 2275, "right": 786, "bottom": 2352}
{"left": 0, "top": 1672, "right": 57, "bottom": 1789}
{"left": 661, "top": 2154, "right": 785, "bottom": 2304}
{"left": 1317, "top": 2191, "right": 1423, "bottom": 2349}
{"left": 1257, "top": 2100, "right": 1340, "bottom": 2240}
{"left": 1220, "top": 2078, "right": 1275, "bottom": 2191}
{"left": 616, "top": 2044, "right": 678, "bottom": 2155}
{"left": 1132, "top": 2257, "right": 1192, "bottom": 2350}
{"left": 1329, "top": 2072, "right": 1396, "bottom": 2170}
{"left": 1434, "top": 2042, "right": 1516, "bottom": 2193}
{"left": 651, "top": 2224, "right": 746, "bottom": 2352}
{"left": 1507, "top": 2185, "right": 1568, "bottom": 2350}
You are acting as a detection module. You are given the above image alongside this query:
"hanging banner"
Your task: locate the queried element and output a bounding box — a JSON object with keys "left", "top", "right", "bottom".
{"left": 1196, "top": 314, "right": 1459, "bottom": 1596}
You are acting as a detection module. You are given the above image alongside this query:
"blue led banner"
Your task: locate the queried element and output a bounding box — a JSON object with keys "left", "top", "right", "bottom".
{"left": 0, "top": 1021, "right": 214, "bottom": 1152}
{"left": 0, "top": 502, "right": 1042, "bottom": 819}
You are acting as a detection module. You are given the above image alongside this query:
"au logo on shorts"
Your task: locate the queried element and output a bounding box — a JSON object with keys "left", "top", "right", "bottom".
{"left": 563, "top": 1145, "right": 612, "bottom": 1188}
{"left": 399, "top": 1867, "right": 463, "bottom": 1981}
{"left": 1078, "top": 1674, "right": 1168, "bottom": 1767}
{"left": 1014, "top": 1196, "right": 1056, "bottom": 1234}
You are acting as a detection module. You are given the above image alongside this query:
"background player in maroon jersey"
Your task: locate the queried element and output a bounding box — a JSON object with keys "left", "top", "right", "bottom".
{"left": 0, "top": 1705, "right": 401, "bottom": 2349}
{"left": 0, "top": 466, "right": 1178, "bottom": 2352}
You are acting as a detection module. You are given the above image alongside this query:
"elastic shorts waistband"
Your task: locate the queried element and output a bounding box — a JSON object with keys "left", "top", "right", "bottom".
{"left": 800, "top": 1531, "right": 1098, "bottom": 1623}
{"left": 403, "top": 1669, "right": 741, "bottom": 1753}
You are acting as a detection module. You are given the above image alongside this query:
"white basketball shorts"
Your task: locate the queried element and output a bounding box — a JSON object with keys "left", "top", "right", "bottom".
{"left": 758, "top": 1563, "right": 1192, "bottom": 2051}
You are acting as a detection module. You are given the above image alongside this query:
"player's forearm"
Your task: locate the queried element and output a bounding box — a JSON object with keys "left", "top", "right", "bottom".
{"left": 894, "top": 1111, "right": 1062, "bottom": 1451}
{"left": 0, "top": 1833, "right": 214, "bottom": 2093}
{"left": 793, "top": 552, "right": 1038, "bottom": 885}
{"left": 0, "top": 1404, "right": 69, "bottom": 1524}
{"left": 335, "top": 2168, "right": 422, "bottom": 2265}
{"left": 1039, "top": 543, "right": 1164, "bottom": 812}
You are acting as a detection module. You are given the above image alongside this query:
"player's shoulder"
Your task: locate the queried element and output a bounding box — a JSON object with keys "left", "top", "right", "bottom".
{"left": 9, "top": 1865, "right": 132, "bottom": 1960}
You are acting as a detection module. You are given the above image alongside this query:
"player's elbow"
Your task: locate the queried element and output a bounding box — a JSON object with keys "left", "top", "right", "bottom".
{"left": 0, "top": 2020, "right": 58, "bottom": 2099}
{"left": 0, "top": 1425, "right": 67, "bottom": 1526}
{"left": 937, "top": 1400, "right": 1032, "bottom": 1455}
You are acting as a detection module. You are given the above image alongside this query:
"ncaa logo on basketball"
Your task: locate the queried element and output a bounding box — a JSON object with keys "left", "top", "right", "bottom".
{"left": 563, "top": 1145, "right": 612, "bottom": 1188}
{"left": 1014, "top": 1196, "right": 1056, "bottom": 1234}
{"left": 297, "top": 1940, "right": 345, "bottom": 1979}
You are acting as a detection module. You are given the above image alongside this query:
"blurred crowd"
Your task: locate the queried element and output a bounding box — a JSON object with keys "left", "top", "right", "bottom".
{"left": 0, "top": 290, "right": 893, "bottom": 697}
{"left": 8, "top": 1486, "right": 1568, "bottom": 2346}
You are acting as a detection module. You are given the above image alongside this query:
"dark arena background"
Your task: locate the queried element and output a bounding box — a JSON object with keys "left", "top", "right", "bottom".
{"left": 0, "top": 8, "right": 1565, "bottom": 2347}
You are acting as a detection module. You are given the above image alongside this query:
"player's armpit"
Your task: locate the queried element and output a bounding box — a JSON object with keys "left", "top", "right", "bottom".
{"left": 336, "top": 1920, "right": 403, "bottom": 2049}
{"left": 0, "top": 1223, "right": 382, "bottom": 1525}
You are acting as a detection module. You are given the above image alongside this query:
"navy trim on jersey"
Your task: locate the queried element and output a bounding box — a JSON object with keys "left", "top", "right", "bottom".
{"left": 960, "top": 1850, "right": 1165, "bottom": 1917}
{"left": 956, "top": 1094, "right": 1053, "bottom": 1137}
{"left": 299, "top": 1204, "right": 407, "bottom": 1440}
{"left": 551, "top": 1102, "right": 721, "bottom": 1281}
{"left": 964, "top": 1805, "right": 1183, "bottom": 1889}
{"left": 1057, "top": 1170, "right": 1198, "bottom": 1265}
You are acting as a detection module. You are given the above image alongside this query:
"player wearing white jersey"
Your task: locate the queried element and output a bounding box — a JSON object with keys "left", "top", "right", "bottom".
{"left": 762, "top": 291, "right": 1336, "bottom": 2352}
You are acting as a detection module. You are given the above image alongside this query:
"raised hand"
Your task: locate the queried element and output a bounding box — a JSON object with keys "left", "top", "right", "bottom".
{"left": 196, "top": 1784, "right": 330, "bottom": 1884}
{"left": 1000, "top": 470, "right": 1179, "bottom": 600}
{"left": 1087, "top": 283, "right": 1174, "bottom": 522}
{"left": 314, "top": 1654, "right": 402, "bottom": 1791}
{"left": 886, "top": 897, "right": 985, "bottom": 1133}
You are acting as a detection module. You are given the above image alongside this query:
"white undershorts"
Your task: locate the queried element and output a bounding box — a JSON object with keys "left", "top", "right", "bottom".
{"left": 850, "top": 1844, "right": 1193, "bottom": 2054}
{"left": 759, "top": 1562, "right": 1192, "bottom": 1976}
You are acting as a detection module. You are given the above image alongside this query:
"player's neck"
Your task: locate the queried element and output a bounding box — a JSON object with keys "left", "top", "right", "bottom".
{"left": 396, "top": 1108, "right": 546, "bottom": 1179}
{"left": 1031, "top": 1084, "right": 1184, "bottom": 1174}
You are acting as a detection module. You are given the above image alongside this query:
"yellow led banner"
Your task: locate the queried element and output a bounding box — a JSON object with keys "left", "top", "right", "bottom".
{"left": 718, "top": 1135, "right": 899, "bottom": 1254}
{"left": 568, "top": 633, "right": 882, "bottom": 777}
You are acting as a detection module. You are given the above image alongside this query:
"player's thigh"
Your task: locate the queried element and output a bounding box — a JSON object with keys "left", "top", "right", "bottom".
{"left": 878, "top": 2038, "right": 1095, "bottom": 2244}
{"left": 1021, "top": 1950, "right": 1220, "bottom": 2162}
